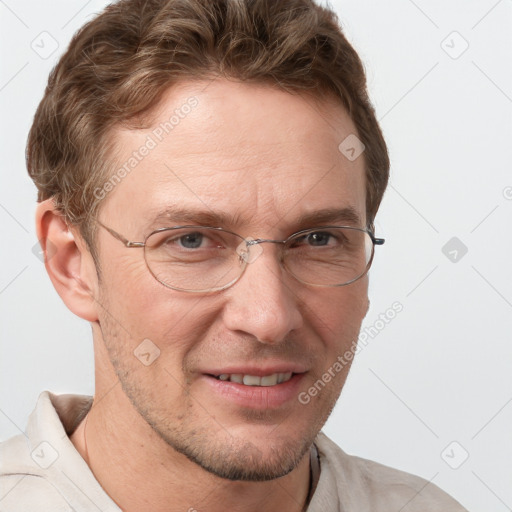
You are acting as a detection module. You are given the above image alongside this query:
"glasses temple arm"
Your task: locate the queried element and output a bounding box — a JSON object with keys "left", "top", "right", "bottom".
{"left": 96, "top": 220, "right": 139, "bottom": 247}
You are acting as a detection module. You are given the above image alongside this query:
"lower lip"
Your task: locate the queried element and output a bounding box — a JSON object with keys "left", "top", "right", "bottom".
{"left": 201, "top": 373, "right": 305, "bottom": 409}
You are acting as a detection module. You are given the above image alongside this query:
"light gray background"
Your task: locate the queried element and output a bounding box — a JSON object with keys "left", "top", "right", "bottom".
{"left": 1, "top": 1, "right": 511, "bottom": 510}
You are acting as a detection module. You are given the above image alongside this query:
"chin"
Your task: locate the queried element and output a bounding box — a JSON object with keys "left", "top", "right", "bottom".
{"left": 138, "top": 406, "right": 315, "bottom": 482}
{"left": 170, "top": 431, "right": 312, "bottom": 482}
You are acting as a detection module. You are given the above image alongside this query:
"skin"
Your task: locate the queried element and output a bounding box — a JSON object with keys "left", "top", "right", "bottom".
{"left": 37, "top": 78, "right": 370, "bottom": 512}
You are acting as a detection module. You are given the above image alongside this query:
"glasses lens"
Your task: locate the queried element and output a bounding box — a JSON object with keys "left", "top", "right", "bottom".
{"left": 144, "top": 227, "right": 245, "bottom": 292}
{"left": 283, "top": 227, "right": 374, "bottom": 286}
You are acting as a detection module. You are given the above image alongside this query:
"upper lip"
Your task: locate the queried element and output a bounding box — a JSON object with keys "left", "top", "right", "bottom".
{"left": 202, "top": 363, "right": 308, "bottom": 377}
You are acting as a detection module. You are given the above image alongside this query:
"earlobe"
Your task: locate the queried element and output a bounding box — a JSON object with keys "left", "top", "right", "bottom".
{"left": 35, "top": 199, "right": 99, "bottom": 323}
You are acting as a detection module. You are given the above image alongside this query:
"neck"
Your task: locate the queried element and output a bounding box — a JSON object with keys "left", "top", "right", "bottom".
{"left": 70, "top": 378, "right": 311, "bottom": 512}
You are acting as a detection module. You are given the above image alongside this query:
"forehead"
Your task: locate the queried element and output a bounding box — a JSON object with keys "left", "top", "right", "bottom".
{"left": 102, "top": 79, "right": 367, "bottom": 235}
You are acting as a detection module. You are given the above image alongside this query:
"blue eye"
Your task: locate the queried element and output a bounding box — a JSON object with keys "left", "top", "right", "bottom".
{"left": 305, "top": 232, "right": 332, "bottom": 246}
{"left": 290, "top": 231, "right": 339, "bottom": 248}
{"left": 178, "top": 232, "right": 204, "bottom": 249}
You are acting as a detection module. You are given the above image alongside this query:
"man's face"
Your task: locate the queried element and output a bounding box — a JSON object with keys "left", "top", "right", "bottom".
{"left": 93, "top": 79, "right": 368, "bottom": 481}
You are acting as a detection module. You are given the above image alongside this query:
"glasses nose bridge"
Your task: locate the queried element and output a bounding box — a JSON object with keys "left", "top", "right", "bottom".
{"left": 246, "top": 237, "right": 285, "bottom": 248}
{"left": 246, "top": 237, "right": 287, "bottom": 259}
{"left": 239, "top": 237, "right": 287, "bottom": 268}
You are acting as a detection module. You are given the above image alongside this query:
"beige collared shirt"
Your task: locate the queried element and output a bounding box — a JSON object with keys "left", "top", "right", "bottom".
{"left": 0, "top": 391, "right": 468, "bottom": 511}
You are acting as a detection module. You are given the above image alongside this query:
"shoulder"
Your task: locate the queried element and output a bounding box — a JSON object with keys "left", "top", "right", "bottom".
{"left": 0, "top": 434, "right": 74, "bottom": 511}
{"left": 312, "top": 432, "right": 469, "bottom": 511}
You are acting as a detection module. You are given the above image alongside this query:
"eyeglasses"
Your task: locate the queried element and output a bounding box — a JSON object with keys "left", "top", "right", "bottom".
{"left": 97, "top": 221, "right": 385, "bottom": 293}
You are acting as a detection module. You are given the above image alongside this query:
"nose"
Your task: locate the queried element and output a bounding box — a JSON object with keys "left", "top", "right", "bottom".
{"left": 221, "top": 243, "right": 304, "bottom": 344}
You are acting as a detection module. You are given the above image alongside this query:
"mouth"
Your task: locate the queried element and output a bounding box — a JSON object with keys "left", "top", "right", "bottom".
{"left": 211, "top": 372, "right": 294, "bottom": 386}
{"left": 201, "top": 368, "right": 305, "bottom": 410}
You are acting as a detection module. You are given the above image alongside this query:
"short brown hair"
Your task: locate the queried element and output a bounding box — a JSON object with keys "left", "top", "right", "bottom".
{"left": 27, "top": 0, "right": 389, "bottom": 258}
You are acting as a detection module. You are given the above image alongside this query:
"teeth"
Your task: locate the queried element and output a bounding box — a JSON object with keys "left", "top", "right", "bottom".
{"left": 277, "top": 372, "right": 292, "bottom": 384}
{"left": 216, "top": 372, "right": 293, "bottom": 386}
{"left": 243, "top": 375, "right": 261, "bottom": 386}
{"left": 260, "top": 374, "right": 278, "bottom": 386}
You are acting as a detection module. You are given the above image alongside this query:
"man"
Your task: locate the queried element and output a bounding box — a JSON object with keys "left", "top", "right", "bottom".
{"left": 0, "top": 0, "right": 468, "bottom": 510}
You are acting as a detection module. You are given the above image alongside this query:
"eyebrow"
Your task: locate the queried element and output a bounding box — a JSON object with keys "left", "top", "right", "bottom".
{"left": 146, "top": 205, "right": 364, "bottom": 232}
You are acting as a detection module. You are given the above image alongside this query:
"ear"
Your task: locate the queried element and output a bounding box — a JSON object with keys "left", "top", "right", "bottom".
{"left": 35, "top": 198, "right": 99, "bottom": 322}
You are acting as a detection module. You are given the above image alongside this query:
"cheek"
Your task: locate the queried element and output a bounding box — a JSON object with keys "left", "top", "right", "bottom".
{"left": 97, "top": 255, "right": 162, "bottom": 346}
{"left": 101, "top": 251, "right": 194, "bottom": 324}
{"left": 102, "top": 252, "right": 148, "bottom": 291}
{"left": 299, "top": 283, "right": 368, "bottom": 410}
{"left": 304, "top": 278, "right": 368, "bottom": 346}
{"left": 99, "top": 257, "right": 222, "bottom": 359}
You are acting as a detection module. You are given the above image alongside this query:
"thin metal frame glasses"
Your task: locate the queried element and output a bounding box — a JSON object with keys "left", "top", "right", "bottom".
{"left": 97, "top": 221, "right": 385, "bottom": 293}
